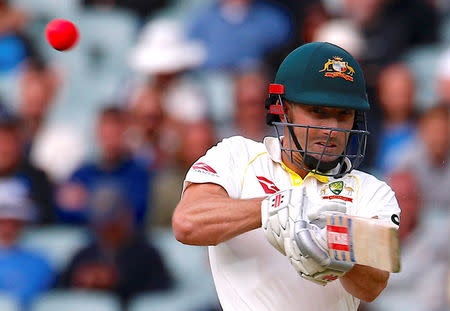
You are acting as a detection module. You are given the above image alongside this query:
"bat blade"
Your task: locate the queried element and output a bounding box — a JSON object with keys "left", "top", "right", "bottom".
{"left": 326, "top": 214, "right": 400, "bottom": 272}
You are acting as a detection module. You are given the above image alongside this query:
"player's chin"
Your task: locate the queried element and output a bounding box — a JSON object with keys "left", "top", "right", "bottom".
{"left": 303, "top": 153, "right": 341, "bottom": 172}
{"left": 321, "top": 155, "right": 341, "bottom": 163}
{"left": 311, "top": 155, "right": 340, "bottom": 164}
{"left": 308, "top": 149, "right": 342, "bottom": 162}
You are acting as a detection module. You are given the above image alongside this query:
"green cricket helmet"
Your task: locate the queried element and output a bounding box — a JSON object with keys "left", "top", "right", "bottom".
{"left": 265, "top": 42, "right": 370, "bottom": 178}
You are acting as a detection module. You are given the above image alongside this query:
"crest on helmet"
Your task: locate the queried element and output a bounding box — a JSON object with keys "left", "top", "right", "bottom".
{"left": 319, "top": 56, "right": 355, "bottom": 82}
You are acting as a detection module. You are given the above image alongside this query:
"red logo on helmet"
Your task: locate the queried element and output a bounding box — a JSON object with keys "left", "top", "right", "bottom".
{"left": 257, "top": 176, "right": 280, "bottom": 194}
{"left": 192, "top": 162, "right": 217, "bottom": 174}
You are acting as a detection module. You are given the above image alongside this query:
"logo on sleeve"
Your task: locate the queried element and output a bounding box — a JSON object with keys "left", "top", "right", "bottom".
{"left": 192, "top": 162, "right": 218, "bottom": 175}
{"left": 257, "top": 176, "right": 280, "bottom": 194}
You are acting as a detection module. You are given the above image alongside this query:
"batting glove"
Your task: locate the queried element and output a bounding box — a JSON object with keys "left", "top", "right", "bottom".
{"left": 261, "top": 186, "right": 353, "bottom": 285}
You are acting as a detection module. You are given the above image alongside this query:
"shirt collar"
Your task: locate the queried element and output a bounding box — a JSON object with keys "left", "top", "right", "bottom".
{"left": 264, "top": 136, "right": 351, "bottom": 184}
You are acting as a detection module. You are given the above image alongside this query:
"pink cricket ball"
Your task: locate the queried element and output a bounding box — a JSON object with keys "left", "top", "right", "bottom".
{"left": 45, "top": 19, "right": 79, "bottom": 51}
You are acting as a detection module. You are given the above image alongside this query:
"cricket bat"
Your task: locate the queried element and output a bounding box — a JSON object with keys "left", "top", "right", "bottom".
{"left": 326, "top": 213, "right": 400, "bottom": 273}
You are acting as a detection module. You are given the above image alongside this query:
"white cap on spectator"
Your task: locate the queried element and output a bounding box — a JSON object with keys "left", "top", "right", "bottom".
{"left": 437, "top": 48, "right": 450, "bottom": 81}
{"left": 129, "top": 18, "right": 206, "bottom": 74}
{"left": 0, "top": 179, "right": 33, "bottom": 221}
{"left": 165, "top": 78, "right": 208, "bottom": 123}
{"left": 30, "top": 124, "right": 87, "bottom": 182}
{"left": 314, "top": 19, "right": 366, "bottom": 59}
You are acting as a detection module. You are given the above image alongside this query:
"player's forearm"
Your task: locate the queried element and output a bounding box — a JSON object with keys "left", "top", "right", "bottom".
{"left": 340, "top": 264, "right": 389, "bottom": 302}
{"left": 173, "top": 185, "right": 263, "bottom": 246}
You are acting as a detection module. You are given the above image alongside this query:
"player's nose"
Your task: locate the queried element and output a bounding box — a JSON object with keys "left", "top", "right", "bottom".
{"left": 320, "top": 118, "right": 340, "bottom": 137}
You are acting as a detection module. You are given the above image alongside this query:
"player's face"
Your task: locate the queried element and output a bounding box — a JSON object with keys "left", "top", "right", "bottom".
{"left": 285, "top": 103, "right": 355, "bottom": 164}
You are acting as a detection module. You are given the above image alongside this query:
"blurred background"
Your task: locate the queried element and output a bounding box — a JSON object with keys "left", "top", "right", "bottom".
{"left": 0, "top": 0, "right": 448, "bottom": 310}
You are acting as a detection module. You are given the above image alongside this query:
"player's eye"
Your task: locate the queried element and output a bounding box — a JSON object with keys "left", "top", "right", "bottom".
{"left": 337, "top": 110, "right": 354, "bottom": 120}
{"left": 340, "top": 110, "right": 353, "bottom": 116}
{"left": 311, "top": 108, "right": 327, "bottom": 116}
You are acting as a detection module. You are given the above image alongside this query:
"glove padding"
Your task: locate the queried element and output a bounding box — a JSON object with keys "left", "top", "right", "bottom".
{"left": 307, "top": 201, "right": 347, "bottom": 228}
{"left": 261, "top": 186, "right": 353, "bottom": 285}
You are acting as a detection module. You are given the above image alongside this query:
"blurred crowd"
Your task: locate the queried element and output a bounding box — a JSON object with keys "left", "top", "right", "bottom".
{"left": 0, "top": 0, "right": 449, "bottom": 310}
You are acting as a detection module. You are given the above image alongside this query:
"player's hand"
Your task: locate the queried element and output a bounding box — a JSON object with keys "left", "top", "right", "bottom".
{"left": 307, "top": 201, "right": 347, "bottom": 228}
{"left": 261, "top": 187, "right": 353, "bottom": 285}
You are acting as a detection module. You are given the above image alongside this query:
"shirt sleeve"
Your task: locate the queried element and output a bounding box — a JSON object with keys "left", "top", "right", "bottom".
{"left": 183, "top": 136, "right": 250, "bottom": 198}
{"left": 353, "top": 174, "right": 401, "bottom": 228}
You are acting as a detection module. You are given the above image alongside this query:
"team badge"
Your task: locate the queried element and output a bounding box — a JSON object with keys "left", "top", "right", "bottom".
{"left": 329, "top": 181, "right": 343, "bottom": 195}
{"left": 320, "top": 180, "right": 354, "bottom": 203}
{"left": 319, "top": 56, "right": 355, "bottom": 82}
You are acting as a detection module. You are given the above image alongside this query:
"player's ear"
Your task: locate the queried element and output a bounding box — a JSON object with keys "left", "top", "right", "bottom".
{"left": 280, "top": 100, "right": 292, "bottom": 122}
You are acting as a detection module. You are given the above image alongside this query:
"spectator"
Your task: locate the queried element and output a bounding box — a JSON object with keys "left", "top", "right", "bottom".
{"left": 60, "top": 184, "right": 172, "bottom": 303}
{"left": 221, "top": 68, "right": 272, "bottom": 140}
{"left": 125, "top": 83, "right": 168, "bottom": 169}
{"left": 17, "top": 59, "right": 60, "bottom": 157}
{"left": 364, "top": 172, "right": 448, "bottom": 311}
{"left": 29, "top": 125, "right": 88, "bottom": 184}
{"left": 187, "top": 0, "right": 293, "bottom": 71}
{"left": 313, "top": 19, "right": 366, "bottom": 60}
{"left": 264, "top": 1, "right": 328, "bottom": 76}
{"left": 399, "top": 104, "right": 449, "bottom": 211}
{"left": 56, "top": 106, "right": 152, "bottom": 227}
{"left": 373, "top": 63, "right": 418, "bottom": 176}
{"left": 385, "top": 171, "right": 421, "bottom": 242}
{"left": 82, "top": 0, "right": 169, "bottom": 21}
{"left": 0, "top": 179, "right": 54, "bottom": 309}
{"left": 151, "top": 119, "right": 216, "bottom": 227}
{"left": 436, "top": 48, "right": 450, "bottom": 106}
{"left": 0, "top": 113, "right": 54, "bottom": 224}
{"left": 128, "top": 18, "right": 208, "bottom": 168}
{"left": 0, "top": 0, "right": 36, "bottom": 74}
{"left": 0, "top": 95, "right": 8, "bottom": 114}
{"left": 342, "top": 0, "right": 439, "bottom": 87}
{"left": 300, "top": 1, "right": 329, "bottom": 45}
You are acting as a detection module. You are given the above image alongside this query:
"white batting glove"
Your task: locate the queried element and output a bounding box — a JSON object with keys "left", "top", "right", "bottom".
{"left": 261, "top": 186, "right": 353, "bottom": 285}
{"left": 307, "top": 201, "right": 347, "bottom": 228}
{"left": 261, "top": 188, "right": 292, "bottom": 255}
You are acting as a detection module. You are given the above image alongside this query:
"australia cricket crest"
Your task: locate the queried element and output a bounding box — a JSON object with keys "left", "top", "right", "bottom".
{"left": 320, "top": 179, "right": 356, "bottom": 203}
{"left": 319, "top": 56, "right": 355, "bottom": 82}
{"left": 329, "top": 181, "right": 343, "bottom": 195}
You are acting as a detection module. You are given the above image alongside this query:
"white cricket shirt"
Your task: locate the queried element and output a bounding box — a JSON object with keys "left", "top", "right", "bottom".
{"left": 183, "top": 136, "right": 400, "bottom": 311}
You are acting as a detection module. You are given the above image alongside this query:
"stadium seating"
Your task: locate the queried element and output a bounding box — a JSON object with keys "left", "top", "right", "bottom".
{"left": 0, "top": 72, "right": 20, "bottom": 109}
{"left": 19, "top": 226, "right": 219, "bottom": 310}
{"left": 440, "top": 15, "right": 450, "bottom": 43}
{"left": 194, "top": 71, "right": 234, "bottom": 126}
{"left": 150, "top": 0, "right": 210, "bottom": 22}
{"left": 0, "top": 294, "right": 20, "bottom": 311}
{"left": 12, "top": 0, "right": 81, "bottom": 63}
{"left": 402, "top": 44, "right": 445, "bottom": 110}
{"left": 32, "top": 290, "right": 121, "bottom": 311}
{"left": 45, "top": 8, "right": 139, "bottom": 138}
{"left": 12, "top": 0, "right": 79, "bottom": 20}
{"left": 77, "top": 9, "right": 138, "bottom": 79}
{"left": 20, "top": 225, "right": 90, "bottom": 271}
{"left": 136, "top": 227, "right": 218, "bottom": 311}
